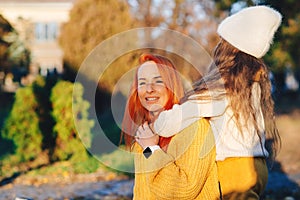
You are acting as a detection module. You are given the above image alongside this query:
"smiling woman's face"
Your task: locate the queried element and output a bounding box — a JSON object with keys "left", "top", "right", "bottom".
{"left": 137, "top": 61, "right": 169, "bottom": 116}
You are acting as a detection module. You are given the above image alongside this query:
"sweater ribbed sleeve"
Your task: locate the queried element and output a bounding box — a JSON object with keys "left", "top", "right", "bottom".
{"left": 133, "top": 119, "right": 219, "bottom": 200}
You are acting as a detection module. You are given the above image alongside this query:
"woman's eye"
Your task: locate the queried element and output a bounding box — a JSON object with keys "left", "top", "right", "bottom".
{"left": 138, "top": 82, "right": 146, "bottom": 86}
{"left": 155, "top": 80, "right": 164, "bottom": 84}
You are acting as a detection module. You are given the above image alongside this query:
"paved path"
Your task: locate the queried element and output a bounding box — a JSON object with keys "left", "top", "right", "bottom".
{"left": 0, "top": 179, "right": 134, "bottom": 200}
{"left": 0, "top": 171, "right": 299, "bottom": 200}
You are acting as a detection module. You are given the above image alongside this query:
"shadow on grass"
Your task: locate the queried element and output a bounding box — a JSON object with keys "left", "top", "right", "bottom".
{"left": 0, "top": 172, "right": 21, "bottom": 187}
{"left": 263, "top": 159, "right": 300, "bottom": 199}
{"left": 0, "top": 161, "right": 50, "bottom": 187}
{"left": 274, "top": 91, "right": 300, "bottom": 115}
{"left": 264, "top": 137, "right": 300, "bottom": 199}
{"left": 0, "top": 92, "right": 15, "bottom": 158}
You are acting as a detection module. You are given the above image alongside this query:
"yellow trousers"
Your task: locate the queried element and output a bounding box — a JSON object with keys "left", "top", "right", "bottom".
{"left": 217, "top": 157, "right": 268, "bottom": 200}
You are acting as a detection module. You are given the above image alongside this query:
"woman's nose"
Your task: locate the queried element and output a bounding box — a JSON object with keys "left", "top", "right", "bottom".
{"left": 146, "top": 83, "right": 154, "bottom": 93}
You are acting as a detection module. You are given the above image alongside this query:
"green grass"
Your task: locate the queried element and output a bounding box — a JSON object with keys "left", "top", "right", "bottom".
{"left": 72, "top": 156, "right": 100, "bottom": 174}
{"left": 97, "top": 145, "right": 134, "bottom": 176}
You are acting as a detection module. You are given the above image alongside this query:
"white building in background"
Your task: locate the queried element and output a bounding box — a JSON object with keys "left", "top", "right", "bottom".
{"left": 0, "top": 0, "right": 75, "bottom": 78}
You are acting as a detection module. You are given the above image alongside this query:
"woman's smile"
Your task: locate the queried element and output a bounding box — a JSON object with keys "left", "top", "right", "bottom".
{"left": 145, "top": 96, "right": 159, "bottom": 102}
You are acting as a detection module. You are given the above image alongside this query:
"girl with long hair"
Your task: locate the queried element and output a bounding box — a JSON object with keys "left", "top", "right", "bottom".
{"left": 149, "top": 6, "right": 282, "bottom": 199}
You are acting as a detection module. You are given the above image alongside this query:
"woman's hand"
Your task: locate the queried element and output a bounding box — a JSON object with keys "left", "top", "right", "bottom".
{"left": 135, "top": 121, "right": 159, "bottom": 149}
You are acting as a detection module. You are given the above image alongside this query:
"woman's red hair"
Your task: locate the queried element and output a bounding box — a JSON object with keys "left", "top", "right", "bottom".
{"left": 120, "top": 53, "right": 184, "bottom": 150}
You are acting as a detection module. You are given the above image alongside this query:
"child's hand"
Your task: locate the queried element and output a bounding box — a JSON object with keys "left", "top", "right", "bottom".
{"left": 135, "top": 121, "right": 159, "bottom": 149}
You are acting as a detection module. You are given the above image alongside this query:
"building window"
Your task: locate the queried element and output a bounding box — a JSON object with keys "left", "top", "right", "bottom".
{"left": 34, "top": 22, "right": 59, "bottom": 41}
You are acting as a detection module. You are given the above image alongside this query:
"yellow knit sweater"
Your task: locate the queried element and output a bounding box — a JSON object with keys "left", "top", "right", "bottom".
{"left": 133, "top": 119, "right": 220, "bottom": 200}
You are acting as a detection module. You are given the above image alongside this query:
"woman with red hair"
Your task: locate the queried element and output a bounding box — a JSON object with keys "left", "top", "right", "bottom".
{"left": 121, "top": 53, "right": 184, "bottom": 152}
{"left": 120, "top": 53, "right": 220, "bottom": 199}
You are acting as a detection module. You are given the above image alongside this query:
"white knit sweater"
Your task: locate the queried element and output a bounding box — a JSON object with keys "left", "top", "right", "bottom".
{"left": 154, "top": 83, "right": 269, "bottom": 161}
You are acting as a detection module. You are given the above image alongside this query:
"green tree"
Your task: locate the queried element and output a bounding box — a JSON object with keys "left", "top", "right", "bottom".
{"left": 59, "top": 0, "right": 135, "bottom": 74}
{"left": 2, "top": 86, "right": 43, "bottom": 162}
{"left": 0, "top": 14, "right": 30, "bottom": 82}
{"left": 264, "top": 0, "right": 300, "bottom": 71}
{"left": 0, "top": 14, "right": 13, "bottom": 69}
{"left": 130, "top": 0, "right": 219, "bottom": 50}
{"left": 51, "top": 81, "right": 94, "bottom": 161}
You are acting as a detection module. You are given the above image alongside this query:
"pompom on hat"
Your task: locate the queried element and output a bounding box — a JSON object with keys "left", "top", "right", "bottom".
{"left": 217, "top": 5, "right": 282, "bottom": 58}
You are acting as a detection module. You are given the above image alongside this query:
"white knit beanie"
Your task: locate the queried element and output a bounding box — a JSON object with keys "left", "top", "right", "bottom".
{"left": 217, "top": 5, "right": 282, "bottom": 58}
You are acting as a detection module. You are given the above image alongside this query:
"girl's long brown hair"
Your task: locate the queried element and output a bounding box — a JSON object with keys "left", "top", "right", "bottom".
{"left": 120, "top": 53, "right": 184, "bottom": 150}
{"left": 185, "top": 39, "right": 281, "bottom": 158}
